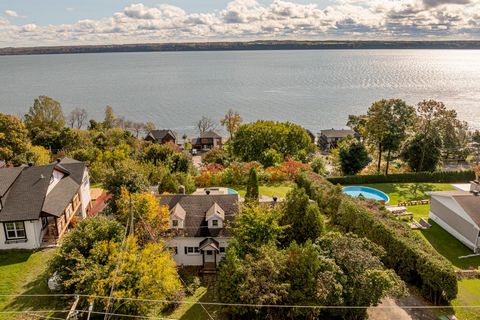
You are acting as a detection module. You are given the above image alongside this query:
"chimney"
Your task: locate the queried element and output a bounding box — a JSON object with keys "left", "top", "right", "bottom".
{"left": 179, "top": 185, "right": 185, "bottom": 195}
{"left": 56, "top": 158, "right": 61, "bottom": 163}
{"left": 272, "top": 196, "right": 278, "bottom": 202}
{"left": 205, "top": 189, "right": 211, "bottom": 195}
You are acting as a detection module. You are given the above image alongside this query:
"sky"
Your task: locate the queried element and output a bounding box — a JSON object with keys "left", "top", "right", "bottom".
{"left": 0, "top": 0, "right": 479, "bottom": 47}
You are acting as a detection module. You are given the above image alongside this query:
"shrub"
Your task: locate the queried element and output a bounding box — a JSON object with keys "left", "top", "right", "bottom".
{"left": 298, "top": 172, "right": 458, "bottom": 305}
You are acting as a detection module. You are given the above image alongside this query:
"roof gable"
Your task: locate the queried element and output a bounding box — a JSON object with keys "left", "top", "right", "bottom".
{"left": 452, "top": 195, "right": 480, "bottom": 227}
{"left": 206, "top": 202, "right": 225, "bottom": 221}
{"left": 200, "top": 131, "right": 222, "bottom": 139}
{"left": 170, "top": 203, "right": 186, "bottom": 220}
{"left": 148, "top": 130, "right": 176, "bottom": 141}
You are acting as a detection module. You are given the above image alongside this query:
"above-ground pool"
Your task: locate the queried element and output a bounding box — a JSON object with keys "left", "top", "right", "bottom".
{"left": 342, "top": 186, "right": 390, "bottom": 204}
{"left": 227, "top": 188, "right": 238, "bottom": 195}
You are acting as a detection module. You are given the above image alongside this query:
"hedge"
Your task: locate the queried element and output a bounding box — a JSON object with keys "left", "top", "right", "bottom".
{"left": 297, "top": 172, "right": 458, "bottom": 304}
{"left": 327, "top": 170, "right": 475, "bottom": 185}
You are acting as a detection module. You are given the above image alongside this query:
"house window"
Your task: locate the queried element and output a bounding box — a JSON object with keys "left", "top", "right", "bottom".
{"left": 206, "top": 250, "right": 213, "bottom": 255}
{"left": 5, "top": 222, "right": 26, "bottom": 240}
{"left": 170, "top": 247, "right": 178, "bottom": 255}
{"left": 185, "top": 246, "right": 200, "bottom": 254}
{"left": 212, "top": 220, "right": 218, "bottom": 227}
{"left": 172, "top": 220, "right": 178, "bottom": 227}
{"left": 41, "top": 217, "right": 48, "bottom": 229}
{"left": 220, "top": 247, "right": 225, "bottom": 253}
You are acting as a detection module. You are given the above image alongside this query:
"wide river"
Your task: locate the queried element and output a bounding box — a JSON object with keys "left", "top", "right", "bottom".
{"left": 1, "top": 50, "right": 479, "bottom": 134}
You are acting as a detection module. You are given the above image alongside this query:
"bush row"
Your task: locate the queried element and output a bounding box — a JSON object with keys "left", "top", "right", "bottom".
{"left": 327, "top": 170, "right": 475, "bottom": 185}
{"left": 296, "top": 172, "right": 458, "bottom": 305}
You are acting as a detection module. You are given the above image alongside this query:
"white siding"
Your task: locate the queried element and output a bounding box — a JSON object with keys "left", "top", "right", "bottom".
{"left": 167, "top": 237, "right": 229, "bottom": 266}
{"left": 79, "top": 169, "right": 91, "bottom": 218}
{"left": 429, "top": 211, "right": 479, "bottom": 252}
{"left": 0, "top": 220, "right": 43, "bottom": 250}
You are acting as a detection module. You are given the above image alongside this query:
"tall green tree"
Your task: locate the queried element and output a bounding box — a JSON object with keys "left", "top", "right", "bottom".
{"left": 231, "top": 121, "right": 314, "bottom": 165}
{"left": 339, "top": 142, "right": 371, "bottom": 175}
{"left": 0, "top": 113, "right": 31, "bottom": 164}
{"left": 104, "top": 160, "right": 149, "bottom": 198}
{"left": 245, "top": 167, "right": 259, "bottom": 202}
{"left": 280, "top": 187, "right": 325, "bottom": 245}
{"left": 24, "top": 96, "right": 66, "bottom": 148}
{"left": 402, "top": 132, "right": 442, "bottom": 172}
{"left": 364, "top": 99, "right": 415, "bottom": 174}
{"left": 103, "top": 105, "right": 117, "bottom": 129}
{"left": 220, "top": 109, "right": 242, "bottom": 139}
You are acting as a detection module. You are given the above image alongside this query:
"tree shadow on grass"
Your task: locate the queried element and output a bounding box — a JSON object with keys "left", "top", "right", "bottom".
{"left": 4, "top": 266, "right": 69, "bottom": 317}
{"left": 395, "top": 183, "right": 439, "bottom": 202}
{"left": 0, "top": 250, "right": 32, "bottom": 267}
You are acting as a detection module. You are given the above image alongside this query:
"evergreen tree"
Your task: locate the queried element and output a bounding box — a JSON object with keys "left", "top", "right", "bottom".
{"left": 245, "top": 167, "right": 259, "bottom": 202}
{"left": 339, "top": 142, "right": 371, "bottom": 175}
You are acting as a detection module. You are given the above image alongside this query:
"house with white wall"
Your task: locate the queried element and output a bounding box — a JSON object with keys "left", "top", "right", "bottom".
{"left": 429, "top": 182, "right": 480, "bottom": 253}
{"left": 0, "top": 158, "right": 91, "bottom": 249}
{"left": 160, "top": 192, "right": 240, "bottom": 269}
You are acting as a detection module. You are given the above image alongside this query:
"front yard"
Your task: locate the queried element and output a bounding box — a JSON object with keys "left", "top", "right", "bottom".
{"left": 0, "top": 249, "right": 65, "bottom": 320}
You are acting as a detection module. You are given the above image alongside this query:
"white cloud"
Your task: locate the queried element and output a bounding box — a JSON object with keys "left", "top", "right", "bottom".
{"left": 4, "top": 10, "right": 19, "bottom": 18}
{"left": 0, "top": 0, "right": 479, "bottom": 47}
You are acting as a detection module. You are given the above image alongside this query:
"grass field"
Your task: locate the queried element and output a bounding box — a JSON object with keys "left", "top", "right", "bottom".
{"left": 363, "top": 182, "right": 455, "bottom": 205}
{"left": 0, "top": 249, "right": 66, "bottom": 320}
{"left": 235, "top": 182, "right": 294, "bottom": 198}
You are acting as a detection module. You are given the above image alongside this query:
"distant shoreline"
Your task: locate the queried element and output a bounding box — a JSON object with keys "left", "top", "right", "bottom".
{"left": 1, "top": 40, "right": 480, "bottom": 56}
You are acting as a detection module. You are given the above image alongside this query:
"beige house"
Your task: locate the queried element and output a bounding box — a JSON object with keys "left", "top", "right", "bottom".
{"left": 428, "top": 182, "right": 480, "bottom": 253}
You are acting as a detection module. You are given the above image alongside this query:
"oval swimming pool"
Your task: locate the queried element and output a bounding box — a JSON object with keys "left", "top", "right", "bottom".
{"left": 342, "top": 186, "right": 390, "bottom": 204}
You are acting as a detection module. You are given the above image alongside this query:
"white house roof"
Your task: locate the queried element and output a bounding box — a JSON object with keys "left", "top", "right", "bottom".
{"left": 430, "top": 191, "right": 480, "bottom": 228}
{"left": 206, "top": 202, "right": 225, "bottom": 220}
{"left": 170, "top": 203, "right": 186, "bottom": 220}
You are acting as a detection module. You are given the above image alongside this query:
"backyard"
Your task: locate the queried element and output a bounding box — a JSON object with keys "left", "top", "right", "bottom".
{"left": 363, "top": 182, "right": 480, "bottom": 320}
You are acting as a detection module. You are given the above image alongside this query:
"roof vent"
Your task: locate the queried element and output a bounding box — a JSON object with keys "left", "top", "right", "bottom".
{"left": 473, "top": 190, "right": 479, "bottom": 197}
{"left": 28, "top": 163, "right": 33, "bottom": 167}
{"left": 179, "top": 185, "right": 185, "bottom": 195}
{"left": 40, "top": 174, "right": 45, "bottom": 179}
{"left": 205, "top": 189, "right": 211, "bottom": 195}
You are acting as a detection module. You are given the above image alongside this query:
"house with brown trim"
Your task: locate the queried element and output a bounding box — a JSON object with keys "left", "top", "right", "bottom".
{"left": 145, "top": 129, "right": 177, "bottom": 145}
{"left": 0, "top": 158, "right": 91, "bottom": 249}
{"left": 160, "top": 191, "right": 239, "bottom": 270}
{"left": 191, "top": 131, "right": 223, "bottom": 151}
{"left": 428, "top": 181, "right": 480, "bottom": 253}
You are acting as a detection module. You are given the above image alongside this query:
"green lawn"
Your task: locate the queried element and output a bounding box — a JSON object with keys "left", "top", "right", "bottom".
{"left": 0, "top": 249, "right": 66, "bottom": 320}
{"left": 452, "top": 279, "right": 480, "bottom": 320}
{"left": 235, "top": 182, "right": 294, "bottom": 198}
{"left": 363, "top": 182, "right": 455, "bottom": 205}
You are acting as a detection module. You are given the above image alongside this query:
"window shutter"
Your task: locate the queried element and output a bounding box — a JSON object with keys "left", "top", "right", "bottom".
{"left": 184, "top": 246, "right": 187, "bottom": 254}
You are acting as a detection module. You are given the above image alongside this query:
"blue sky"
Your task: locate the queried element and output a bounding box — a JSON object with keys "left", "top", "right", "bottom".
{"left": 0, "top": 0, "right": 478, "bottom": 47}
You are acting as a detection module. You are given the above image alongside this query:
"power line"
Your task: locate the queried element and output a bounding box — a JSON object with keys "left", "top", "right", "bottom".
{"left": 76, "top": 309, "right": 177, "bottom": 320}
{"left": 1, "top": 295, "right": 480, "bottom": 309}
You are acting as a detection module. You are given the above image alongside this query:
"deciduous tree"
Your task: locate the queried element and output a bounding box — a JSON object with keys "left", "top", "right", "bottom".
{"left": 0, "top": 113, "right": 31, "bottom": 164}
{"left": 220, "top": 109, "right": 242, "bottom": 139}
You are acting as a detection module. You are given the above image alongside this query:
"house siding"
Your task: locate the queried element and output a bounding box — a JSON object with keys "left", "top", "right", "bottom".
{"left": 167, "top": 237, "right": 229, "bottom": 266}
{"left": 429, "top": 198, "right": 479, "bottom": 251}
{"left": 0, "top": 220, "right": 42, "bottom": 250}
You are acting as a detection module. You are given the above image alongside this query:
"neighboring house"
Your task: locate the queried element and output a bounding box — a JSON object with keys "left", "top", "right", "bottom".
{"left": 318, "top": 129, "right": 356, "bottom": 151}
{"left": 145, "top": 129, "right": 177, "bottom": 144}
{"left": 0, "top": 158, "right": 91, "bottom": 249}
{"left": 192, "top": 131, "right": 223, "bottom": 151}
{"left": 160, "top": 192, "right": 240, "bottom": 269}
{"left": 429, "top": 181, "right": 480, "bottom": 253}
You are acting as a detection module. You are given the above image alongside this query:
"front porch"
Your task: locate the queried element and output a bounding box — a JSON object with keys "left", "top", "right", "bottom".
{"left": 40, "top": 197, "right": 82, "bottom": 247}
{"left": 200, "top": 238, "right": 220, "bottom": 273}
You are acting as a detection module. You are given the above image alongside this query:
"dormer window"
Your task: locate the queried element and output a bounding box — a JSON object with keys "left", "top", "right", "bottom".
{"left": 172, "top": 220, "right": 179, "bottom": 227}
{"left": 212, "top": 220, "right": 218, "bottom": 227}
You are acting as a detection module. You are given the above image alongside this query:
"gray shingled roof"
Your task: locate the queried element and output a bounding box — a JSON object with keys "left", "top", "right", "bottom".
{"left": 452, "top": 194, "right": 480, "bottom": 227}
{"left": 320, "top": 129, "right": 355, "bottom": 138}
{"left": 0, "top": 158, "right": 86, "bottom": 222}
{"left": 147, "top": 130, "right": 176, "bottom": 141}
{"left": 199, "top": 131, "right": 222, "bottom": 139}
{"left": 0, "top": 166, "right": 24, "bottom": 197}
{"left": 160, "top": 194, "right": 239, "bottom": 237}
{"left": 0, "top": 164, "right": 54, "bottom": 222}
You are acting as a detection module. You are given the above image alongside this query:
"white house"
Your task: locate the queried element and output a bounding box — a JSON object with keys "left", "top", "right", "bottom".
{"left": 429, "top": 182, "right": 480, "bottom": 253}
{"left": 160, "top": 192, "right": 240, "bottom": 269}
{"left": 0, "top": 158, "right": 91, "bottom": 249}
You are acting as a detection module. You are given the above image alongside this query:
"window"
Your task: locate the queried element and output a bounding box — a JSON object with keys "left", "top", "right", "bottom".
{"left": 184, "top": 246, "right": 200, "bottom": 254}
{"left": 172, "top": 220, "right": 178, "bottom": 227}
{"left": 5, "top": 222, "right": 26, "bottom": 240}
{"left": 206, "top": 250, "right": 213, "bottom": 255}
{"left": 41, "top": 217, "right": 48, "bottom": 229}
{"left": 220, "top": 247, "right": 225, "bottom": 253}
{"left": 170, "top": 247, "right": 178, "bottom": 255}
{"left": 212, "top": 220, "right": 218, "bottom": 227}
